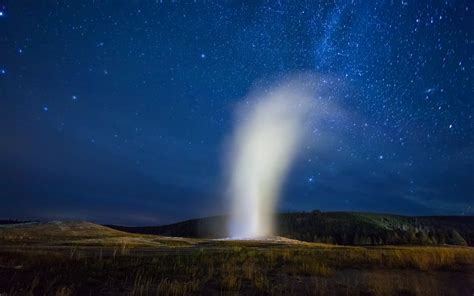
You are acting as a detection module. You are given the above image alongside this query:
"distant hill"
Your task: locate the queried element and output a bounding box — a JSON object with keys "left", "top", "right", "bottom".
{"left": 108, "top": 211, "right": 474, "bottom": 246}
{"left": 0, "top": 221, "right": 127, "bottom": 244}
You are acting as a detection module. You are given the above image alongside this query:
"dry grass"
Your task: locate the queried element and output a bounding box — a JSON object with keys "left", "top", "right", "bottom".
{"left": 0, "top": 229, "right": 473, "bottom": 295}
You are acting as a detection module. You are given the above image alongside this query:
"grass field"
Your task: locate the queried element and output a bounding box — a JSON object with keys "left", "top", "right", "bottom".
{"left": 0, "top": 222, "right": 473, "bottom": 295}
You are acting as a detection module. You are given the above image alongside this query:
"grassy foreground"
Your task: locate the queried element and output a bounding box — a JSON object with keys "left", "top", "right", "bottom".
{"left": 0, "top": 222, "right": 473, "bottom": 295}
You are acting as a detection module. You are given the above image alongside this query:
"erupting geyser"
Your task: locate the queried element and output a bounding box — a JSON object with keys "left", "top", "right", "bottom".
{"left": 227, "top": 78, "right": 314, "bottom": 239}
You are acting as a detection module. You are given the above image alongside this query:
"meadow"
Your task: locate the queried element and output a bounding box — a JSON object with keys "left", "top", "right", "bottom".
{"left": 0, "top": 222, "right": 473, "bottom": 295}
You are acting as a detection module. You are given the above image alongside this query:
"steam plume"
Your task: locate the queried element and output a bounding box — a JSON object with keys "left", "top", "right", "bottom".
{"left": 227, "top": 77, "right": 315, "bottom": 238}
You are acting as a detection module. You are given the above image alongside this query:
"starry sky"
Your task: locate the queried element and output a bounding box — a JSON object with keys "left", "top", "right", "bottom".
{"left": 0, "top": 1, "right": 472, "bottom": 225}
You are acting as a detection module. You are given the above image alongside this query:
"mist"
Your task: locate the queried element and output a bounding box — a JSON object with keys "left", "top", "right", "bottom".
{"left": 226, "top": 77, "right": 316, "bottom": 238}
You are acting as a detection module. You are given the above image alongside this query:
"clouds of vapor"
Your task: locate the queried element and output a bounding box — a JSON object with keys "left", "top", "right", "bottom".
{"left": 226, "top": 77, "right": 319, "bottom": 238}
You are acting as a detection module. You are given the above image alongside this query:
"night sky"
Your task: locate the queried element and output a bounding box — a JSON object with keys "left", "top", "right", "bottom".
{"left": 1, "top": 1, "right": 472, "bottom": 225}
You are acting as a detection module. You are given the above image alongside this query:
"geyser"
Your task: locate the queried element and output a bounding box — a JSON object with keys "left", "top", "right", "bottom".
{"left": 227, "top": 78, "right": 314, "bottom": 239}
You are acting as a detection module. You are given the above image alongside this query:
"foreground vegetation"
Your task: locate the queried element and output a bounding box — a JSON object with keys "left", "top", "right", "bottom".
{"left": 0, "top": 222, "right": 473, "bottom": 295}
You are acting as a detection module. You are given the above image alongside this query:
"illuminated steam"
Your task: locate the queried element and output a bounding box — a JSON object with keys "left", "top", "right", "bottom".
{"left": 226, "top": 77, "right": 315, "bottom": 239}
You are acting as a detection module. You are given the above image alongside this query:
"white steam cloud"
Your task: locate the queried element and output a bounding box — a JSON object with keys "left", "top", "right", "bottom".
{"left": 226, "top": 77, "right": 316, "bottom": 239}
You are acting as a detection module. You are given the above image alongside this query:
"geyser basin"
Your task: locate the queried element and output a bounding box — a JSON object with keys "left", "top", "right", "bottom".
{"left": 226, "top": 77, "right": 315, "bottom": 239}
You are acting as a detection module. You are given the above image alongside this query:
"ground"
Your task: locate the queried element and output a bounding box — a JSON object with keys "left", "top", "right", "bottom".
{"left": 0, "top": 222, "right": 473, "bottom": 295}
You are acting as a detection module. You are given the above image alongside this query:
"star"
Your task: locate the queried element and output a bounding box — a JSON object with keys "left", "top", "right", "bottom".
{"left": 424, "top": 87, "right": 436, "bottom": 94}
{"left": 0, "top": 0, "right": 471, "bottom": 225}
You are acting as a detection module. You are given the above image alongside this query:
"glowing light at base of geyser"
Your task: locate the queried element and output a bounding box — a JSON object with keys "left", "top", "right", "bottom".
{"left": 226, "top": 77, "right": 317, "bottom": 239}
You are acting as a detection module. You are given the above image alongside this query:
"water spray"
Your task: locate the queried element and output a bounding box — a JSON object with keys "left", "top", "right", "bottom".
{"left": 226, "top": 77, "right": 315, "bottom": 239}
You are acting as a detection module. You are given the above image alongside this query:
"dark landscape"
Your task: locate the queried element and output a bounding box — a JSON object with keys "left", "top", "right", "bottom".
{"left": 1, "top": 213, "right": 473, "bottom": 295}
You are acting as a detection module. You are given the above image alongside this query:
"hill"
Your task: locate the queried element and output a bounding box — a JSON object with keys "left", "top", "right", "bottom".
{"left": 109, "top": 211, "right": 474, "bottom": 246}
{"left": 0, "top": 221, "right": 126, "bottom": 244}
{"left": 0, "top": 221, "right": 205, "bottom": 248}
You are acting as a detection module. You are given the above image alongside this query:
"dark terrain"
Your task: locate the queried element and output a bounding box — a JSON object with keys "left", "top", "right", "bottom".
{"left": 0, "top": 215, "right": 473, "bottom": 295}
{"left": 109, "top": 211, "right": 474, "bottom": 246}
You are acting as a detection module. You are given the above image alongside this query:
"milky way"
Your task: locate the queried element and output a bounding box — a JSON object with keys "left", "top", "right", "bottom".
{"left": 0, "top": 1, "right": 472, "bottom": 225}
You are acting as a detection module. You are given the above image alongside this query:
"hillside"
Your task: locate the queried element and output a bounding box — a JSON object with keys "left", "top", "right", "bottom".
{"left": 0, "top": 221, "right": 126, "bottom": 244}
{"left": 109, "top": 211, "right": 474, "bottom": 246}
{"left": 0, "top": 221, "right": 205, "bottom": 248}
